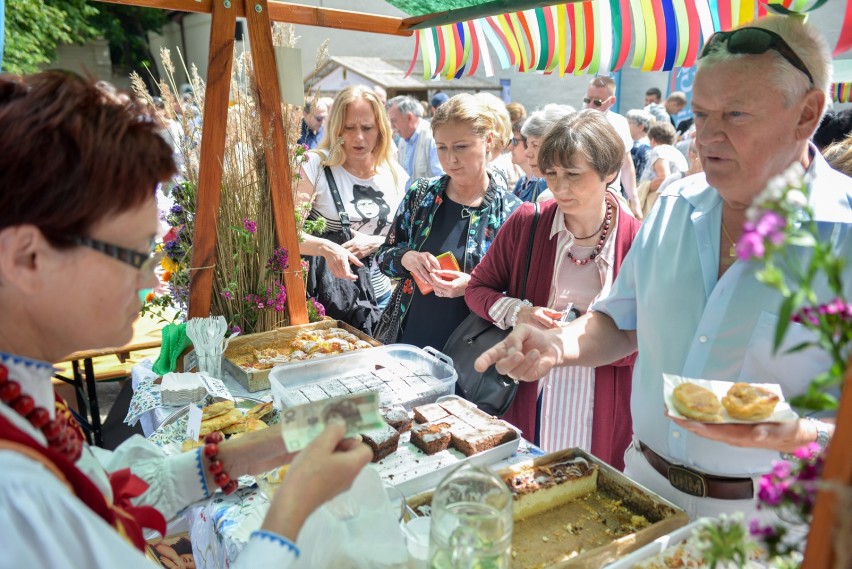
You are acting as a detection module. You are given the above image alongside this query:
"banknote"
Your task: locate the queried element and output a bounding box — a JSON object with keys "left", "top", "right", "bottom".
{"left": 280, "top": 391, "right": 385, "bottom": 452}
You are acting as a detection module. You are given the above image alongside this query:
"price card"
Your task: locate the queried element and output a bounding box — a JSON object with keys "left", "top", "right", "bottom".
{"left": 184, "top": 350, "right": 198, "bottom": 372}
{"left": 198, "top": 374, "right": 235, "bottom": 401}
{"left": 186, "top": 404, "right": 203, "bottom": 441}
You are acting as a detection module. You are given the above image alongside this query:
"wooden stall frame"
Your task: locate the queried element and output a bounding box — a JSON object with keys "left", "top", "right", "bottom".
{"left": 93, "top": 2, "right": 851, "bottom": 566}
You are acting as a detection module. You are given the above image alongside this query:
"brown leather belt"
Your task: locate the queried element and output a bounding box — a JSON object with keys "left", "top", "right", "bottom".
{"left": 638, "top": 441, "right": 754, "bottom": 500}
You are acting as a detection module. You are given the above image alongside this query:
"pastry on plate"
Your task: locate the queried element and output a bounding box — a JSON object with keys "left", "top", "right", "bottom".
{"left": 722, "top": 382, "right": 780, "bottom": 421}
{"left": 202, "top": 400, "right": 235, "bottom": 420}
{"left": 246, "top": 401, "right": 274, "bottom": 420}
{"left": 200, "top": 408, "right": 243, "bottom": 436}
{"left": 671, "top": 382, "right": 723, "bottom": 422}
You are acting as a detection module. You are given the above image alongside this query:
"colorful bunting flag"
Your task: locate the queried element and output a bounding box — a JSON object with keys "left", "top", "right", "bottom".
{"left": 406, "top": 0, "right": 851, "bottom": 80}
{"left": 833, "top": 82, "right": 852, "bottom": 103}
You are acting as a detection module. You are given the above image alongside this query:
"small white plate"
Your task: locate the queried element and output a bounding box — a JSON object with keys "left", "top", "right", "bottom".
{"left": 663, "top": 374, "right": 799, "bottom": 423}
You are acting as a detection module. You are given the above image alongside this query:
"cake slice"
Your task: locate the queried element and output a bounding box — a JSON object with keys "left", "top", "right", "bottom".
{"left": 410, "top": 421, "right": 452, "bottom": 455}
{"left": 413, "top": 402, "right": 450, "bottom": 424}
{"left": 503, "top": 457, "right": 599, "bottom": 521}
{"left": 451, "top": 420, "right": 516, "bottom": 456}
{"left": 382, "top": 406, "right": 413, "bottom": 433}
{"left": 360, "top": 423, "right": 401, "bottom": 463}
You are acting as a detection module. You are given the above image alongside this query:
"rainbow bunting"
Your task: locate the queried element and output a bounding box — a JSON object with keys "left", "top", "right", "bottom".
{"left": 406, "top": 0, "right": 851, "bottom": 81}
{"left": 834, "top": 82, "right": 852, "bottom": 103}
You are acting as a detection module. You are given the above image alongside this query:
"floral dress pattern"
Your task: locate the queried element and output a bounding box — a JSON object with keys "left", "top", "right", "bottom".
{"left": 376, "top": 171, "right": 522, "bottom": 332}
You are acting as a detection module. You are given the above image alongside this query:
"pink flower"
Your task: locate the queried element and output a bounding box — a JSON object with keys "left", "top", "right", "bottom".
{"left": 221, "top": 290, "right": 233, "bottom": 300}
{"left": 736, "top": 230, "right": 766, "bottom": 260}
{"left": 755, "top": 210, "right": 786, "bottom": 244}
{"left": 230, "top": 325, "right": 241, "bottom": 335}
{"left": 243, "top": 218, "right": 257, "bottom": 234}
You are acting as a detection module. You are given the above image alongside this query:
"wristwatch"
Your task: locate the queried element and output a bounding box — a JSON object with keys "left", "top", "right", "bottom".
{"left": 781, "top": 417, "right": 830, "bottom": 460}
{"left": 808, "top": 417, "right": 831, "bottom": 452}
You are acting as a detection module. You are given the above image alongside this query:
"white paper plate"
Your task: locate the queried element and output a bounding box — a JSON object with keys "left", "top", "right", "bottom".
{"left": 663, "top": 374, "right": 798, "bottom": 423}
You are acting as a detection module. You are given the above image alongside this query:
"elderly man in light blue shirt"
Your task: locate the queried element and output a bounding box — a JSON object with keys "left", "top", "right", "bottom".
{"left": 475, "top": 15, "right": 849, "bottom": 520}
{"left": 388, "top": 95, "right": 443, "bottom": 189}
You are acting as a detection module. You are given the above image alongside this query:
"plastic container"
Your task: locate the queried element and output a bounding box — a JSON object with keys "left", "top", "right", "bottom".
{"left": 269, "top": 344, "right": 457, "bottom": 411}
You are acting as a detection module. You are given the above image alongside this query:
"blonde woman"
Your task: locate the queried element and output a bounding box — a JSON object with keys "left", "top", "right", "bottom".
{"left": 296, "top": 85, "right": 408, "bottom": 331}
{"left": 377, "top": 94, "right": 521, "bottom": 349}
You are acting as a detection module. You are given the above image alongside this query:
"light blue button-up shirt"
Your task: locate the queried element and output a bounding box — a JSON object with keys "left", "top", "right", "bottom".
{"left": 592, "top": 149, "right": 852, "bottom": 477}
{"left": 402, "top": 120, "right": 442, "bottom": 190}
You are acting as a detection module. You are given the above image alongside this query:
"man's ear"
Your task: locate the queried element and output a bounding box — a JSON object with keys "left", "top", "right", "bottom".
{"left": 795, "top": 89, "right": 825, "bottom": 142}
{"left": 0, "top": 225, "right": 47, "bottom": 292}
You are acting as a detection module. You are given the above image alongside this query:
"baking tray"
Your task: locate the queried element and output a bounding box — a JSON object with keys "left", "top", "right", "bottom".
{"left": 373, "top": 395, "right": 521, "bottom": 497}
{"left": 269, "top": 344, "right": 457, "bottom": 411}
{"left": 216, "top": 320, "right": 382, "bottom": 392}
{"left": 406, "top": 448, "right": 689, "bottom": 569}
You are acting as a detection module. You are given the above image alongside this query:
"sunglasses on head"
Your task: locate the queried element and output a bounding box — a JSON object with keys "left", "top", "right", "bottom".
{"left": 583, "top": 96, "right": 613, "bottom": 108}
{"left": 700, "top": 27, "right": 814, "bottom": 86}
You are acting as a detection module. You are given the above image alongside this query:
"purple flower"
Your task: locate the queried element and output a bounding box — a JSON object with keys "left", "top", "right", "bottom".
{"left": 243, "top": 218, "right": 257, "bottom": 234}
{"left": 736, "top": 230, "right": 766, "bottom": 260}
{"left": 772, "top": 460, "right": 792, "bottom": 479}
{"left": 793, "top": 442, "right": 821, "bottom": 461}
{"left": 266, "top": 246, "right": 290, "bottom": 272}
{"left": 310, "top": 297, "right": 326, "bottom": 318}
{"left": 749, "top": 518, "right": 777, "bottom": 538}
{"left": 220, "top": 290, "right": 233, "bottom": 300}
{"left": 170, "top": 204, "right": 184, "bottom": 214}
{"left": 230, "top": 325, "right": 241, "bottom": 335}
{"left": 758, "top": 475, "right": 784, "bottom": 506}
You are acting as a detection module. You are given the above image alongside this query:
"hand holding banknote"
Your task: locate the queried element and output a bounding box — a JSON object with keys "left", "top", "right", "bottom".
{"left": 280, "top": 391, "right": 386, "bottom": 452}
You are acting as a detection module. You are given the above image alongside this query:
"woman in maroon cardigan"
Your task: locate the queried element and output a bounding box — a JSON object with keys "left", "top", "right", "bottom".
{"left": 466, "top": 111, "right": 640, "bottom": 470}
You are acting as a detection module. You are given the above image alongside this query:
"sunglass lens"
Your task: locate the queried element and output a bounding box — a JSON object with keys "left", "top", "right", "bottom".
{"left": 727, "top": 29, "right": 773, "bottom": 55}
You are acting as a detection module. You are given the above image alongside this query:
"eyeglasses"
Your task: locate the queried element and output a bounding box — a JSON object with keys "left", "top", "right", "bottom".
{"left": 73, "top": 236, "right": 162, "bottom": 274}
{"left": 511, "top": 136, "right": 527, "bottom": 147}
{"left": 699, "top": 27, "right": 814, "bottom": 86}
{"left": 583, "top": 96, "right": 613, "bottom": 108}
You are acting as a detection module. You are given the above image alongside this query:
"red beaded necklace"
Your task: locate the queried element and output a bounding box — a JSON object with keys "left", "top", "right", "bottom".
{"left": 0, "top": 363, "right": 84, "bottom": 462}
{"left": 565, "top": 202, "right": 613, "bottom": 266}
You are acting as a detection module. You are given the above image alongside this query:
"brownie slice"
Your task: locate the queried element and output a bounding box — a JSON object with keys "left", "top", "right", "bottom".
{"left": 360, "top": 424, "right": 401, "bottom": 462}
{"left": 382, "top": 406, "right": 413, "bottom": 433}
{"left": 451, "top": 421, "right": 516, "bottom": 456}
{"left": 413, "top": 403, "right": 450, "bottom": 424}
{"left": 410, "top": 421, "right": 452, "bottom": 455}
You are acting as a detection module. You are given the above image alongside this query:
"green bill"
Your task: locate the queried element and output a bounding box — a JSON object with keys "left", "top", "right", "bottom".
{"left": 280, "top": 391, "right": 385, "bottom": 452}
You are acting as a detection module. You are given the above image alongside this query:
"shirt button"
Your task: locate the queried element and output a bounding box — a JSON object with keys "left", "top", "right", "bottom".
{"left": 672, "top": 431, "right": 681, "bottom": 439}
{"left": 699, "top": 335, "right": 708, "bottom": 344}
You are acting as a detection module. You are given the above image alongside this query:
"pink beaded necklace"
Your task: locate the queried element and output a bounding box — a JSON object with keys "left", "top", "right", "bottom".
{"left": 565, "top": 202, "right": 613, "bottom": 266}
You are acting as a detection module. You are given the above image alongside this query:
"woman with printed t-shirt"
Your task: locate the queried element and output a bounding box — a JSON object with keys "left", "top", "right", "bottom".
{"left": 296, "top": 85, "right": 408, "bottom": 331}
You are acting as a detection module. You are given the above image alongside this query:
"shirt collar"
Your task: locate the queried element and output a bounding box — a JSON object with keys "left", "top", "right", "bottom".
{"left": 549, "top": 194, "right": 619, "bottom": 268}
{"left": 0, "top": 352, "right": 57, "bottom": 419}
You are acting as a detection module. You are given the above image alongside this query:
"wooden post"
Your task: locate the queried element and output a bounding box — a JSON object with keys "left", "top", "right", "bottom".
{"left": 802, "top": 358, "right": 852, "bottom": 569}
{"left": 187, "top": 0, "right": 236, "bottom": 318}
{"left": 244, "top": 0, "right": 308, "bottom": 324}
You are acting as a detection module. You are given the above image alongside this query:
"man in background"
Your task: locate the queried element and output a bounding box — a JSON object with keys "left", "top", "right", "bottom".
{"left": 583, "top": 76, "right": 640, "bottom": 217}
{"left": 297, "top": 96, "right": 332, "bottom": 149}
{"left": 644, "top": 87, "right": 662, "bottom": 106}
{"left": 388, "top": 95, "right": 443, "bottom": 188}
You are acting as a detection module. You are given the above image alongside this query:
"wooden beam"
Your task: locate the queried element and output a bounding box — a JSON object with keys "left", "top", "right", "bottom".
{"left": 95, "top": 0, "right": 412, "bottom": 36}
{"left": 801, "top": 359, "right": 852, "bottom": 569}
{"left": 187, "top": 0, "right": 236, "bottom": 318}
{"left": 245, "top": 0, "right": 309, "bottom": 325}
{"left": 400, "top": 0, "right": 579, "bottom": 31}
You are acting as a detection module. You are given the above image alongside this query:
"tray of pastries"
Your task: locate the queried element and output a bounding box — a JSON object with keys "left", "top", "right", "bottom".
{"left": 214, "top": 320, "right": 381, "bottom": 392}
{"left": 406, "top": 448, "right": 689, "bottom": 569}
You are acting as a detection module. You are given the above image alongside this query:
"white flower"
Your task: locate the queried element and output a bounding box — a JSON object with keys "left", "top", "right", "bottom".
{"left": 783, "top": 162, "right": 806, "bottom": 188}
{"left": 784, "top": 189, "right": 807, "bottom": 209}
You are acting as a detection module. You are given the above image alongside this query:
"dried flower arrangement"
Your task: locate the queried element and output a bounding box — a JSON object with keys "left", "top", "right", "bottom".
{"left": 136, "top": 26, "right": 329, "bottom": 335}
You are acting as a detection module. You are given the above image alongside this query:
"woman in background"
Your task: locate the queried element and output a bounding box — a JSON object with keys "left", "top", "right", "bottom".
{"left": 377, "top": 94, "right": 521, "bottom": 350}
{"left": 466, "top": 111, "right": 639, "bottom": 468}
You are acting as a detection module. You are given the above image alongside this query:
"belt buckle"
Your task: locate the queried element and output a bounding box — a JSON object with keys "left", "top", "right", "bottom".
{"left": 667, "top": 464, "right": 708, "bottom": 498}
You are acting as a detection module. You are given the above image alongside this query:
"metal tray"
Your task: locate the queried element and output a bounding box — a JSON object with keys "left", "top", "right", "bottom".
{"left": 372, "top": 395, "right": 521, "bottom": 497}
{"left": 154, "top": 395, "right": 266, "bottom": 431}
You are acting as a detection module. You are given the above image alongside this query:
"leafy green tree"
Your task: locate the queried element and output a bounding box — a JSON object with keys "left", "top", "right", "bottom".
{"left": 3, "top": 0, "right": 97, "bottom": 74}
{"left": 3, "top": 0, "right": 167, "bottom": 84}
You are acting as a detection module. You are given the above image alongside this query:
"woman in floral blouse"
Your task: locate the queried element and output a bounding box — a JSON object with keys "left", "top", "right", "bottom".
{"left": 377, "top": 94, "right": 522, "bottom": 349}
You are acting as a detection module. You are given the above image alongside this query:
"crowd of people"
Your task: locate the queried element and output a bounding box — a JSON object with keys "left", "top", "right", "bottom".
{"left": 0, "top": 12, "right": 849, "bottom": 568}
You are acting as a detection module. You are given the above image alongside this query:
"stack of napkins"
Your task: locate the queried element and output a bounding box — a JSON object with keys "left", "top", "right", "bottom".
{"left": 160, "top": 372, "right": 208, "bottom": 407}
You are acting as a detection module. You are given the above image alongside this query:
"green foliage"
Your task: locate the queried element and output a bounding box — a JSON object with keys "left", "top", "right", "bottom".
{"left": 2, "top": 0, "right": 167, "bottom": 80}
{"left": 3, "top": 0, "right": 97, "bottom": 74}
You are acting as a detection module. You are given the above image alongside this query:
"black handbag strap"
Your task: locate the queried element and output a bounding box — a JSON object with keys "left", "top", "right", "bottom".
{"left": 519, "top": 203, "right": 540, "bottom": 301}
{"left": 323, "top": 166, "right": 350, "bottom": 230}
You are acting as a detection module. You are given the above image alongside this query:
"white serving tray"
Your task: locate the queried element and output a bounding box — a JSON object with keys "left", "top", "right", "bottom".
{"left": 604, "top": 519, "right": 705, "bottom": 568}
{"left": 371, "top": 395, "right": 521, "bottom": 498}
{"left": 663, "top": 374, "right": 799, "bottom": 423}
